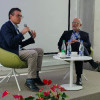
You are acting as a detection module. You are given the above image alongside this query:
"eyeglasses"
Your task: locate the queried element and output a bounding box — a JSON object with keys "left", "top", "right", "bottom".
{"left": 72, "top": 22, "right": 80, "bottom": 24}
{"left": 14, "top": 14, "right": 23, "bottom": 18}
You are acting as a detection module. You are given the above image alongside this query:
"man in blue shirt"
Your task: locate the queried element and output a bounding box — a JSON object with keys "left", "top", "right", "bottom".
{"left": 0, "top": 8, "right": 44, "bottom": 92}
{"left": 58, "top": 18, "right": 100, "bottom": 86}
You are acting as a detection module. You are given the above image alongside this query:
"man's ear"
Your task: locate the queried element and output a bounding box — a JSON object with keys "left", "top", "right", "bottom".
{"left": 10, "top": 14, "right": 13, "bottom": 19}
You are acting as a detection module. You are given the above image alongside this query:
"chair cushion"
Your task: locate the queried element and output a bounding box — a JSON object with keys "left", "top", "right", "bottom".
{"left": 0, "top": 48, "right": 27, "bottom": 68}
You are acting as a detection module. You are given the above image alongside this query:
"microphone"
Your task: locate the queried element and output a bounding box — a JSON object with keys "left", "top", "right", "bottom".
{"left": 24, "top": 24, "right": 32, "bottom": 37}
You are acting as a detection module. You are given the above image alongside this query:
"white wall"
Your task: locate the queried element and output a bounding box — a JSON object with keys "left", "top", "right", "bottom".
{"left": 77, "top": 0, "right": 100, "bottom": 61}
{"left": 93, "top": 0, "right": 100, "bottom": 60}
{"left": 70, "top": 0, "right": 79, "bottom": 29}
{"left": 78, "top": 0, "right": 94, "bottom": 45}
{"left": 0, "top": 0, "right": 77, "bottom": 53}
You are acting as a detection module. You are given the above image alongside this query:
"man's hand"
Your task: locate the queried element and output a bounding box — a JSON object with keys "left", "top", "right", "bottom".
{"left": 31, "top": 30, "right": 36, "bottom": 39}
{"left": 70, "top": 40, "right": 78, "bottom": 44}
{"left": 66, "top": 40, "right": 78, "bottom": 45}
{"left": 21, "top": 27, "right": 30, "bottom": 35}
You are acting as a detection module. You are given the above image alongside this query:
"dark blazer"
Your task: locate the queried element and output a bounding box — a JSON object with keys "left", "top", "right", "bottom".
{"left": 58, "top": 30, "right": 91, "bottom": 54}
{"left": 0, "top": 21, "right": 35, "bottom": 55}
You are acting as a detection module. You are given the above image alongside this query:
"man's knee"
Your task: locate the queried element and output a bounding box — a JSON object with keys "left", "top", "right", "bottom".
{"left": 29, "top": 50, "right": 38, "bottom": 58}
{"left": 35, "top": 48, "right": 44, "bottom": 55}
{"left": 38, "top": 48, "right": 43, "bottom": 52}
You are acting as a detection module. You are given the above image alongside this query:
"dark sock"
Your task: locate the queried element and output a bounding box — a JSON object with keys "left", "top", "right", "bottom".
{"left": 36, "top": 71, "right": 39, "bottom": 78}
{"left": 77, "top": 74, "right": 81, "bottom": 79}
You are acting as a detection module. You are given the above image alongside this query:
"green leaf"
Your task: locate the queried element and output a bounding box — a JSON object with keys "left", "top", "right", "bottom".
{"left": 36, "top": 92, "right": 45, "bottom": 98}
{"left": 51, "top": 96, "right": 58, "bottom": 100}
{"left": 43, "top": 95, "right": 51, "bottom": 99}
{"left": 62, "top": 93, "right": 69, "bottom": 99}
{"left": 24, "top": 96, "right": 35, "bottom": 100}
{"left": 58, "top": 92, "right": 63, "bottom": 96}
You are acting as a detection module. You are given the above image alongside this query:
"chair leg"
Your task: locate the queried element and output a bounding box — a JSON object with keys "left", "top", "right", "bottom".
{"left": 82, "top": 73, "right": 88, "bottom": 81}
{"left": 63, "top": 71, "right": 70, "bottom": 80}
{"left": 62, "top": 68, "right": 88, "bottom": 81}
{"left": 0, "top": 68, "right": 21, "bottom": 91}
{"left": 7, "top": 71, "right": 13, "bottom": 82}
{"left": 0, "top": 69, "right": 13, "bottom": 83}
{"left": 12, "top": 69, "right": 21, "bottom": 91}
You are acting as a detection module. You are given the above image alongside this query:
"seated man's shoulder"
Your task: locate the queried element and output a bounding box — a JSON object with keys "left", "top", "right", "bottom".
{"left": 80, "top": 30, "right": 89, "bottom": 35}
{"left": 64, "top": 30, "right": 73, "bottom": 33}
{"left": 1, "top": 21, "right": 12, "bottom": 30}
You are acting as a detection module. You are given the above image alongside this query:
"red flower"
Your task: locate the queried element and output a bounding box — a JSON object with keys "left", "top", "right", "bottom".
{"left": 43, "top": 79, "right": 52, "bottom": 85}
{"left": 43, "top": 79, "right": 47, "bottom": 85}
{"left": 13, "top": 95, "right": 23, "bottom": 100}
{"left": 50, "top": 86, "right": 55, "bottom": 92}
{"left": 37, "top": 98, "right": 43, "bottom": 100}
{"left": 59, "top": 86, "right": 67, "bottom": 92}
{"left": 39, "top": 88, "right": 43, "bottom": 92}
{"left": 56, "top": 92, "right": 59, "bottom": 98}
{"left": 2, "top": 91, "right": 10, "bottom": 97}
{"left": 54, "top": 84, "right": 60, "bottom": 88}
{"left": 50, "top": 84, "right": 67, "bottom": 92}
{"left": 50, "top": 84, "right": 60, "bottom": 92}
{"left": 43, "top": 91, "right": 50, "bottom": 96}
{"left": 47, "top": 80, "right": 52, "bottom": 85}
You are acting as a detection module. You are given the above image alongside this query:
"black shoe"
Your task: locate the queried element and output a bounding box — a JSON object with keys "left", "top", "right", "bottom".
{"left": 89, "top": 60, "right": 98, "bottom": 69}
{"left": 34, "top": 77, "right": 45, "bottom": 86}
{"left": 76, "top": 78, "right": 82, "bottom": 86}
{"left": 25, "top": 79, "right": 39, "bottom": 92}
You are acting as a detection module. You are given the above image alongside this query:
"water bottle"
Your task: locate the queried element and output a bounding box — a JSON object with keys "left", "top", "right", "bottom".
{"left": 67, "top": 40, "right": 71, "bottom": 56}
{"left": 79, "top": 40, "right": 84, "bottom": 56}
{"left": 61, "top": 40, "right": 66, "bottom": 53}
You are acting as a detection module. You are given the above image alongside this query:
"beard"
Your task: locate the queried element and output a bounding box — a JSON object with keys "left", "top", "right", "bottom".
{"left": 73, "top": 26, "right": 80, "bottom": 32}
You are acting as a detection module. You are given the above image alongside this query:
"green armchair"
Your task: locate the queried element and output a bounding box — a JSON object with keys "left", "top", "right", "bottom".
{"left": 0, "top": 48, "right": 27, "bottom": 68}
{"left": 0, "top": 48, "right": 27, "bottom": 91}
{"left": 90, "top": 47, "right": 93, "bottom": 57}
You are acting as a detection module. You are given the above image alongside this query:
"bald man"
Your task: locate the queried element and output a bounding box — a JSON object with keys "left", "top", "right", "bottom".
{"left": 58, "top": 18, "right": 100, "bottom": 86}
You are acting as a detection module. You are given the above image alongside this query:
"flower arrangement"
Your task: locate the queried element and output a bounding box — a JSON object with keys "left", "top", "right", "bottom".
{"left": 2, "top": 79, "right": 68, "bottom": 100}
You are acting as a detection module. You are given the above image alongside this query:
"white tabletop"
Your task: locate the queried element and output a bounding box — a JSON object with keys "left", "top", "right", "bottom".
{"left": 53, "top": 55, "right": 92, "bottom": 61}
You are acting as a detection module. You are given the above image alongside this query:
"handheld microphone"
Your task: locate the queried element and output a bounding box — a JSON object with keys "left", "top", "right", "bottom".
{"left": 24, "top": 24, "right": 32, "bottom": 37}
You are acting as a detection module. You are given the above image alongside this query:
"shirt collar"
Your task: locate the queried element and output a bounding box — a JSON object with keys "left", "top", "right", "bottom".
{"left": 73, "top": 30, "right": 80, "bottom": 34}
{"left": 10, "top": 20, "right": 19, "bottom": 29}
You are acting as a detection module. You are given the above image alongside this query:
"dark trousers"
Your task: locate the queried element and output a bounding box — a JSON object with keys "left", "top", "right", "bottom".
{"left": 71, "top": 42, "right": 90, "bottom": 77}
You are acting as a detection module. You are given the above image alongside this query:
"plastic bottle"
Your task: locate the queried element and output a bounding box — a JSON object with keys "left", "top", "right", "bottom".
{"left": 61, "top": 40, "right": 66, "bottom": 53}
{"left": 79, "top": 40, "right": 84, "bottom": 56}
{"left": 67, "top": 40, "right": 71, "bottom": 56}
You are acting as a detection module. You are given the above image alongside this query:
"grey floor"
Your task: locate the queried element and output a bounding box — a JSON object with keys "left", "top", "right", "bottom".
{"left": 0, "top": 65, "right": 100, "bottom": 100}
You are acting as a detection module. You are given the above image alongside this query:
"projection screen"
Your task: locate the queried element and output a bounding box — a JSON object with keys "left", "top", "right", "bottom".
{"left": 0, "top": 0, "right": 77, "bottom": 53}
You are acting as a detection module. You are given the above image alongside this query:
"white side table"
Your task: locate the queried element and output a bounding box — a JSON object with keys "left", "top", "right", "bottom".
{"left": 53, "top": 55, "right": 92, "bottom": 90}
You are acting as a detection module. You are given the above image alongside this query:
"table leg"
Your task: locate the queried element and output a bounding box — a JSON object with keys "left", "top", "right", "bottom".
{"left": 70, "top": 60, "right": 73, "bottom": 88}
{"left": 61, "top": 60, "right": 83, "bottom": 90}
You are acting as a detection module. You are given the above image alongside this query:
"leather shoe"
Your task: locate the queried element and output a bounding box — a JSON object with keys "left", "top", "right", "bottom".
{"left": 25, "top": 79, "right": 39, "bottom": 92}
{"left": 90, "top": 60, "right": 98, "bottom": 69}
{"left": 76, "top": 78, "right": 82, "bottom": 86}
{"left": 34, "top": 77, "right": 45, "bottom": 86}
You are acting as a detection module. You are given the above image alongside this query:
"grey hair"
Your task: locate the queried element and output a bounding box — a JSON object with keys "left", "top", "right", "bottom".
{"left": 79, "top": 18, "right": 82, "bottom": 24}
{"left": 73, "top": 18, "right": 82, "bottom": 24}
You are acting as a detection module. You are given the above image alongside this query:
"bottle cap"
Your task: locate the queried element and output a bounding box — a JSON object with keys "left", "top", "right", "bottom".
{"left": 68, "top": 40, "right": 71, "bottom": 42}
{"left": 80, "top": 40, "right": 83, "bottom": 42}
